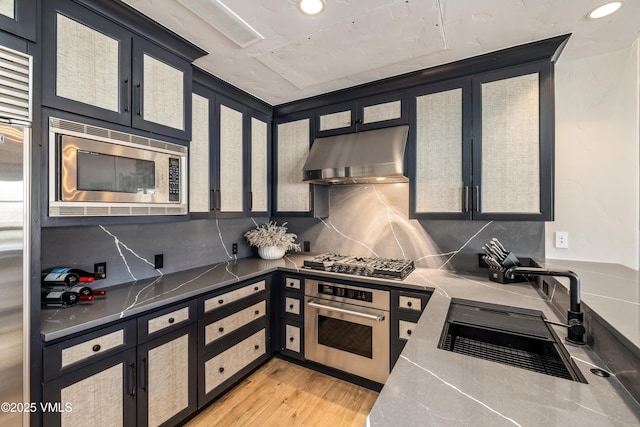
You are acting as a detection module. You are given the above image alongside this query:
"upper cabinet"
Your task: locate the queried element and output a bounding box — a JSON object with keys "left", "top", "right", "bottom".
{"left": 273, "top": 112, "right": 328, "bottom": 217}
{"left": 410, "top": 78, "right": 472, "bottom": 220}
{"left": 314, "top": 90, "right": 407, "bottom": 137}
{"left": 190, "top": 73, "right": 271, "bottom": 218}
{"left": 409, "top": 61, "right": 554, "bottom": 221}
{"left": 42, "top": 0, "right": 204, "bottom": 140}
{"left": 0, "top": 0, "right": 36, "bottom": 41}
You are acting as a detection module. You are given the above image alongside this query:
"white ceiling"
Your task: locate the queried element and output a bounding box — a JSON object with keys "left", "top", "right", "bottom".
{"left": 122, "top": 0, "right": 640, "bottom": 105}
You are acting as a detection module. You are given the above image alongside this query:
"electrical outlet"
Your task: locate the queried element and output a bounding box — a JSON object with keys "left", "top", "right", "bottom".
{"left": 154, "top": 254, "right": 164, "bottom": 269}
{"left": 94, "top": 262, "right": 107, "bottom": 279}
{"left": 555, "top": 232, "right": 569, "bottom": 249}
{"left": 232, "top": 243, "right": 238, "bottom": 255}
{"left": 303, "top": 241, "right": 310, "bottom": 252}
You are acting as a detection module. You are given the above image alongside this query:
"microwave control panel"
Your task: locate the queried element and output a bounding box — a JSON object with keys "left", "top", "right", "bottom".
{"left": 169, "top": 157, "right": 180, "bottom": 201}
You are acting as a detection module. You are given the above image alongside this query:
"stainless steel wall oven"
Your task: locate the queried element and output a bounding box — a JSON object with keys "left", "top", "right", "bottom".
{"left": 304, "top": 279, "right": 390, "bottom": 384}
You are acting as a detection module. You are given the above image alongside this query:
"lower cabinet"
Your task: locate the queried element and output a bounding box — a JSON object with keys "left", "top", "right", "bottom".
{"left": 198, "top": 326, "right": 267, "bottom": 406}
{"left": 197, "top": 277, "right": 271, "bottom": 407}
{"left": 43, "top": 348, "right": 137, "bottom": 426}
{"left": 390, "top": 289, "right": 432, "bottom": 370}
{"left": 279, "top": 275, "right": 305, "bottom": 360}
{"left": 136, "top": 325, "right": 197, "bottom": 427}
{"left": 43, "top": 313, "right": 198, "bottom": 427}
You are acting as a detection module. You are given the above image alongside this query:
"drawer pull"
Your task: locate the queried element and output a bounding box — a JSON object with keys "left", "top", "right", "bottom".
{"left": 219, "top": 367, "right": 224, "bottom": 373}
{"left": 218, "top": 327, "right": 224, "bottom": 333}
{"left": 254, "top": 286, "right": 259, "bottom": 291}
{"left": 407, "top": 329, "right": 412, "bottom": 335}
{"left": 289, "top": 304, "right": 294, "bottom": 309}
{"left": 254, "top": 310, "right": 260, "bottom": 315}
{"left": 407, "top": 301, "right": 412, "bottom": 307}
{"left": 254, "top": 344, "right": 259, "bottom": 350}
{"left": 218, "top": 299, "right": 224, "bottom": 304}
{"left": 168, "top": 317, "right": 175, "bottom": 324}
{"left": 289, "top": 336, "right": 294, "bottom": 342}
{"left": 92, "top": 344, "right": 101, "bottom": 352}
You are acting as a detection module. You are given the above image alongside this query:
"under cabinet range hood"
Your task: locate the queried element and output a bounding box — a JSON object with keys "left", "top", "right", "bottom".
{"left": 302, "top": 125, "right": 409, "bottom": 185}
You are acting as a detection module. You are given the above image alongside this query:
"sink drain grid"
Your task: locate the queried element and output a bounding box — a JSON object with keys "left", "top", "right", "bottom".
{"left": 442, "top": 334, "right": 574, "bottom": 381}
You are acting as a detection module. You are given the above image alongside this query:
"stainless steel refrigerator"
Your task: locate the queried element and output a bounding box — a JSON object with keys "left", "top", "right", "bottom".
{"left": 0, "top": 96, "right": 31, "bottom": 427}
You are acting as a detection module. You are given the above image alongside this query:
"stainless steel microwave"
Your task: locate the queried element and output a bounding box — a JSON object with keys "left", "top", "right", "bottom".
{"left": 49, "top": 118, "right": 188, "bottom": 217}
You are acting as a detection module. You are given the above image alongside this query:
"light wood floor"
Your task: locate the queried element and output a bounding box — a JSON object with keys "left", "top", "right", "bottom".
{"left": 186, "top": 358, "right": 379, "bottom": 427}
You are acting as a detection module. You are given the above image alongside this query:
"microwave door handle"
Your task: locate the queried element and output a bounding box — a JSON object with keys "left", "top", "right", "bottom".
{"left": 307, "top": 300, "right": 385, "bottom": 321}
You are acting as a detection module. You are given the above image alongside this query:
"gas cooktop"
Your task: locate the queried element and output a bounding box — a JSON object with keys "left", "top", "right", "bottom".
{"left": 303, "top": 253, "right": 415, "bottom": 280}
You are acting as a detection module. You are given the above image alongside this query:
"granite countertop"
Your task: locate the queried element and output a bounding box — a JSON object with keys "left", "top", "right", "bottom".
{"left": 541, "top": 259, "right": 640, "bottom": 349}
{"left": 41, "top": 254, "right": 426, "bottom": 342}
{"left": 366, "top": 266, "right": 640, "bottom": 427}
{"left": 41, "top": 254, "right": 640, "bottom": 425}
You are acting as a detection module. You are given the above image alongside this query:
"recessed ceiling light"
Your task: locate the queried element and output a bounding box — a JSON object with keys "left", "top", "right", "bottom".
{"left": 297, "top": 0, "right": 326, "bottom": 16}
{"left": 587, "top": 2, "right": 622, "bottom": 19}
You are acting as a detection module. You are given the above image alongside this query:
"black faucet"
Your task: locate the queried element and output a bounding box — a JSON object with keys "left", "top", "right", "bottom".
{"left": 504, "top": 266, "right": 586, "bottom": 345}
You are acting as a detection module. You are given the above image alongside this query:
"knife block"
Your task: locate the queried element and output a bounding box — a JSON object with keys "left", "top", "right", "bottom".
{"left": 486, "top": 257, "right": 537, "bottom": 284}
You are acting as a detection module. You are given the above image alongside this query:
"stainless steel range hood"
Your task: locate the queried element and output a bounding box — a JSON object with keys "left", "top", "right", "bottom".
{"left": 302, "top": 125, "right": 409, "bottom": 185}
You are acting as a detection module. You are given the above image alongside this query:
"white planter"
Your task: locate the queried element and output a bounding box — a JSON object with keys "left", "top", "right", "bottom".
{"left": 258, "top": 246, "right": 286, "bottom": 260}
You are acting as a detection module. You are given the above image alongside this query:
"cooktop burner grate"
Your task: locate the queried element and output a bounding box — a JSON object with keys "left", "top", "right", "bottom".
{"left": 303, "top": 253, "right": 414, "bottom": 280}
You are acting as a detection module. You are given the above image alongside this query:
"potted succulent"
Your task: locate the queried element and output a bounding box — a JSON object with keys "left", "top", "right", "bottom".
{"left": 244, "top": 221, "right": 301, "bottom": 259}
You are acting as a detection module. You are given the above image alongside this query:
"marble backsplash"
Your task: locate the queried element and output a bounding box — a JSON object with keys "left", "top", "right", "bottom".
{"left": 41, "top": 183, "right": 544, "bottom": 288}
{"left": 41, "top": 217, "right": 265, "bottom": 288}
{"left": 278, "top": 183, "right": 544, "bottom": 272}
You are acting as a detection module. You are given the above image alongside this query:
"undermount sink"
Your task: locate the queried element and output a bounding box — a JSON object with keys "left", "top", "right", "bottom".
{"left": 438, "top": 299, "right": 586, "bottom": 383}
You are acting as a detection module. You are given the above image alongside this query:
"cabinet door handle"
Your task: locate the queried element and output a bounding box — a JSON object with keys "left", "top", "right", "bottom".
{"left": 463, "top": 186, "right": 470, "bottom": 212}
{"left": 289, "top": 304, "right": 294, "bottom": 309}
{"left": 308, "top": 191, "right": 312, "bottom": 212}
{"left": 473, "top": 186, "right": 480, "bottom": 212}
{"left": 211, "top": 190, "right": 221, "bottom": 211}
{"left": 289, "top": 336, "right": 294, "bottom": 342}
{"left": 128, "top": 362, "right": 136, "bottom": 397}
{"left": 123, "top": 78, "right": 130, "bottom": 113}
{"left": 249, "top": 191, "right": 253, "bottom": 211}
{"left": 136, "top": 83, "right": 143, "bottom": 116}
{"left": 140, "top": 357, "right": 147, "bottom": 390}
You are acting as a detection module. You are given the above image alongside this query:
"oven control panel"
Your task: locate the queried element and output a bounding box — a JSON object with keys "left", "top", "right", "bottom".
{"left": 318, "top": 284, "right": 373, "bottom": 303}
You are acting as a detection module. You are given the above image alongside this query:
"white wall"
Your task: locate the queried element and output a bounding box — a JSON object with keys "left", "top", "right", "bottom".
{"left": 547, "top": 41, "right": 640, "bottom": 270}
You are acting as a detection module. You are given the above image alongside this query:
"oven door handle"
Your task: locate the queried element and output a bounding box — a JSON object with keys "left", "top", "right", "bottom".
{"left": 307, "top": 300, "right": 386, "bottom": 321}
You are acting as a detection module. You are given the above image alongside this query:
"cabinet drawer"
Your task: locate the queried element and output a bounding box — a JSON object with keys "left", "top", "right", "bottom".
{"left": 284, "top": 277, "right": 301, "bottom": 291}
{"left": 284, "top": 296, "right": 301, "bottom": 316}
{"left": 398, "top": 295, "right": 422, "bottom": 312}
{"left": 203, "top": 329, "right": 266, "bottom": 394}
{"left": 203, "top": 280, "right": 266, "bottom": 314}
{"left": 204, "top": 301, "right": 266, "bottom": 346}
{"left": 398, "top": 319, "right": 417, "bottom": 340}
{"left": 284, "top": 324, "right": 301, "bottom": 354}
{"left": 43, "top": 321, "right": 136, "bottom": 381}
{"left": 138, "top": 299, "right": 197, "bottom": 342}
